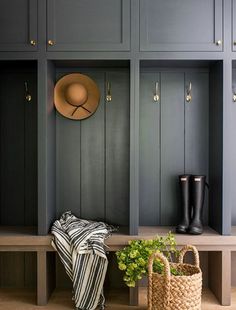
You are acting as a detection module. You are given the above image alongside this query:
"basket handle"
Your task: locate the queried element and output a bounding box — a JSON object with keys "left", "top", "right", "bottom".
{"left": 178, "top": 245, "right": 200, "bottom": 268}
{"left": 148, "top": 251, "right": 171, "bottom": 310}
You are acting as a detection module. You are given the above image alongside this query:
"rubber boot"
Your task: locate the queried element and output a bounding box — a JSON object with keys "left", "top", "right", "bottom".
{"left": 188, "top": 175, "right": 206, "bottom": 235}
{"left": 176, "top": 175, "right": 192, "bottom": 234}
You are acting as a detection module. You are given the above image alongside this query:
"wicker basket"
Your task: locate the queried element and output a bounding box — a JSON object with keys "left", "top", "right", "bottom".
{"left": 148, "top": 245, "right": 202, "bottom": 310}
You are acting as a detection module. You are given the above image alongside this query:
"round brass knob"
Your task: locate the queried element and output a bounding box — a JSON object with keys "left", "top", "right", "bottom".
{"left": 30, "top": 40, "right": 36, "bottom": 46}
{"left": 48, "top": 40, "right": 54, "bottom": 46}
{"left": 216, "top": 40, "right": 222, "bottom": 46}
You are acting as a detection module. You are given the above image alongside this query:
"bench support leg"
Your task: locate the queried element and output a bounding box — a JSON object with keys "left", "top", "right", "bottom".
{"left": 37, "top": 251, "right": 55, "bottom": 306}
{"left": 209, "top": 250, "right": 231, "bottom": 306}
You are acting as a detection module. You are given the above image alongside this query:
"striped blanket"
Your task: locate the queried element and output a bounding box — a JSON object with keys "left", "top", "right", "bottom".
{"left": 51, "top": 211, "right": 115, "bottom": 310}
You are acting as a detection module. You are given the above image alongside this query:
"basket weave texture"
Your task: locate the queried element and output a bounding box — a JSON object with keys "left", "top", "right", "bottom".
{"left": 148, "top": 245, "right": 202, "bottom": 310}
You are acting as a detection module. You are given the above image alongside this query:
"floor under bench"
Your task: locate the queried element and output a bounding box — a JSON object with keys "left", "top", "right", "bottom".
{"left": 0, "top": 288, "right": 236, "bottom": 310}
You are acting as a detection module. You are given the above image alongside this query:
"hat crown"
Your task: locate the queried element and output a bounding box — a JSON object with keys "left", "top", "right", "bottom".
{"left": 65, "top": 82, "right": 88, "bottom": 107}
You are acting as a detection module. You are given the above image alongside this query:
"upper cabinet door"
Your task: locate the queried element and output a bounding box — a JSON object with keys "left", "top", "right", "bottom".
{"left": 140, "top": 0, "right": 223, "bottom": 52}
{"left": 47, "top": 0, "right": 130, "bottom": 51}
{"left": 0, "top": 0, "right": 38, "bottom": 51}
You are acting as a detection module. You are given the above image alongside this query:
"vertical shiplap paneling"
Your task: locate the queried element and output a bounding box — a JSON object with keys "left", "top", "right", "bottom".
{"left": 24, "top": 252, "right": 37, "bottom": 287}
{"left": 185, "top": 72, "right": 209, "bottom": 224}
{"left": 209, "top": 62, "right": 223, "bottom": 233}
{"left": 0, "top": 73, "right": 25, "bottom": 225}
{"left": 0, "top": 253, "right": 25, "bottom": 287}
{"left": 160, "top": 72, "right": 185, "bottom": 225}
{"left": 56, "top": 114, "right": 81, "bottom": 218}
{"left": 139, "top": 72, "right": 160, "bottom": 226}
{"left": 80, "top": 72, "right": 105, "bottom": 220}
{"left": 105, "top": 70, "right": 130, "bottom": 226}
{"left": 24, "top": 72, "right": 38, "bottom": 226}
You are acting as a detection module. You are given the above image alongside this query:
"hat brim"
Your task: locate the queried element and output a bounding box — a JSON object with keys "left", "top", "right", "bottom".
{"left": 54, "top": 73, "right": 100, "bottom": 120}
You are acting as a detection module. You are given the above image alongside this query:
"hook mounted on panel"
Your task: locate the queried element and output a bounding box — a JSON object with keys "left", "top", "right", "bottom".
{"left": 153, "top": 82, "right": 160, "bottom": 102}
{"left": 106, "top": 81, "right": 112, "bottom": 102}
{"left": 186, "top": 82, "right": 192, "bottom": 103}
{"left": 24, "top": 82, "right": 32, "bottom": 102}
{"left": 233, "top": 89, "right": 236, "bottom": 102}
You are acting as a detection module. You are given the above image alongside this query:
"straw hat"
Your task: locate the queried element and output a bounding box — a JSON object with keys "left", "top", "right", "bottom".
{"left": 54, "top": 73, "right": 100, "bottom": 120}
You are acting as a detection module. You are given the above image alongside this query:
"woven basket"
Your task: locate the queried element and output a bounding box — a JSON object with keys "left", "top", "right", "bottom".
{"left": 148, "top": 245, "right": 202, "bottom": 310}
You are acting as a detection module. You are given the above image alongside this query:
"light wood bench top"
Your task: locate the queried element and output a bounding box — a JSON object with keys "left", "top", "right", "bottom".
{"left": 0, "top": 226, "right": 236, "bottom": 251}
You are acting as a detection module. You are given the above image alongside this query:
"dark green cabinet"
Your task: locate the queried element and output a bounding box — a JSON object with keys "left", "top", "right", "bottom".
{"left": 0, "top": 0, "right": 38, "bottom": 51}
{"left": 47, "top": 0, "right": 130, "bottom": 51}
{"left": 140, "top": 0, "right": 223, "bottom": 52}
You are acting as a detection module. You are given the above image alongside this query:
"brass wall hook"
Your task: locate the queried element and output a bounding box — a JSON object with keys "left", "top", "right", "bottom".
{"left": 24, "top": 82, "right": 32, "bottom": 102}
{"left": 153, "top": 82, "right": 160, "bottom": 102}
{"left": 233, "top": 90, "right": 236, "bottom": 102}
{"left": 186, "top": 82, "right": 192, "bottom": 103}
{"left": 106, "top": 81, "right": 112, "bottom": 102}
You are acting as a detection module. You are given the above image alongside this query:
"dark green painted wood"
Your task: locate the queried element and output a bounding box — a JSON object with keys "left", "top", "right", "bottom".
{"left": 0, "top": 73, "right": 25, "bottom": 225}
{"left": 24, "top": 73, "right": 38, "bottom": 226}
{"left": 160, "top": 72, "right": 185, "bottom": 225}
{"left": 233, "top": 0, "right": 236, "bottom": 51}
{"left": 0, "top": 0, "right": 38, "bottom": 51}
{"left": 185, "top": 72, "right": 209, "bottom": 224}
{"left": 105, "top": 71, "right": 130, "bottom": 226}
{"left": 140, "top": 0, "right": 223, "bottom": 52}
{"left": 24, "top": 253, "right": 37, "bottom": 288}
{"left": 0, "top": 70, "right": 37, "bottom": 226}
{"left": 209, "top": 62, "right": 223, "bottom": 233}
{"left": 139, "top": 72, "right": 160, "bottom": 225}
{"left": 47, "top": 0, "right": 130, "bottom": 51}
{"left": 56, "top": 103, "right": 81, "bottom": 218}
{"left": 80, "top": 72, "right": 105, "bottom": 221}
{"left": 0, "top": 253, "right": 25, "bottom": 287}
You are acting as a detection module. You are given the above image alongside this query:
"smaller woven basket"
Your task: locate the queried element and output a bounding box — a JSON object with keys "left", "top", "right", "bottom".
{"left": 148, "top": 245, "right": 202, "bottom": 310}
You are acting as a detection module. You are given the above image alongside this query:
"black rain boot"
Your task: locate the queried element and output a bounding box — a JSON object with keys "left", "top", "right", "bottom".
{"left": 176, "top": 175, "right": 192, "bottom": 234}
{"left": 188, "top": 175, "right": 206, "bottom": 235}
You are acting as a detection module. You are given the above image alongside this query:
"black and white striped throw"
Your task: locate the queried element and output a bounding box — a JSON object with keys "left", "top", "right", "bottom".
{"left": 51, "top": 211, "right": 115, "bottom": 310}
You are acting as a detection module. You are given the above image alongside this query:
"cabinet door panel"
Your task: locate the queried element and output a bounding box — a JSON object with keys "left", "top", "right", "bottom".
{"left": 140, "top": 0, "right": 223, "bottom": 51}
{"left": 47, "top": 0, "right": 130, "bottom": 51}
{"left": 0, "top": 0, "right": 37, "bottom": 51}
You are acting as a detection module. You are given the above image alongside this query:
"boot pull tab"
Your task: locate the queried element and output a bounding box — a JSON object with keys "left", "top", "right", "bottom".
{"left": 193, "top": 177, "right": 209, "bottom": 190}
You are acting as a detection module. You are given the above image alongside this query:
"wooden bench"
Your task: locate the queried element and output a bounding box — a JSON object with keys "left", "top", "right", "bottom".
{"left": 0, "top": 226, "right": 235, "bottom": 306}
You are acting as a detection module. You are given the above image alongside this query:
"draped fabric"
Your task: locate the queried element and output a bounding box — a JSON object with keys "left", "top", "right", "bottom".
{"left": 51, "top": 211, "right": 115, "bottom": 310}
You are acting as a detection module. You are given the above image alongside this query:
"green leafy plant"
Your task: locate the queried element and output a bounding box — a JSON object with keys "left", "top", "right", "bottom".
{"left": 116, "top": 232, "right": 182, "bottom": 287}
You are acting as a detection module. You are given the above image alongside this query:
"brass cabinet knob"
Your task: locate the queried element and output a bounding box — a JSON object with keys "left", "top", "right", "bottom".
{"left": 48, "top": 40, "right": 54, "bottom": 46}
{"left": 233, "top": 41, "right": 236, "bottom": 46}
{"left": 216, "top": 40, "right": 222, "bottom": 46}
{"left": 30, "top": 40, "right": 36, "bottom": 46}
